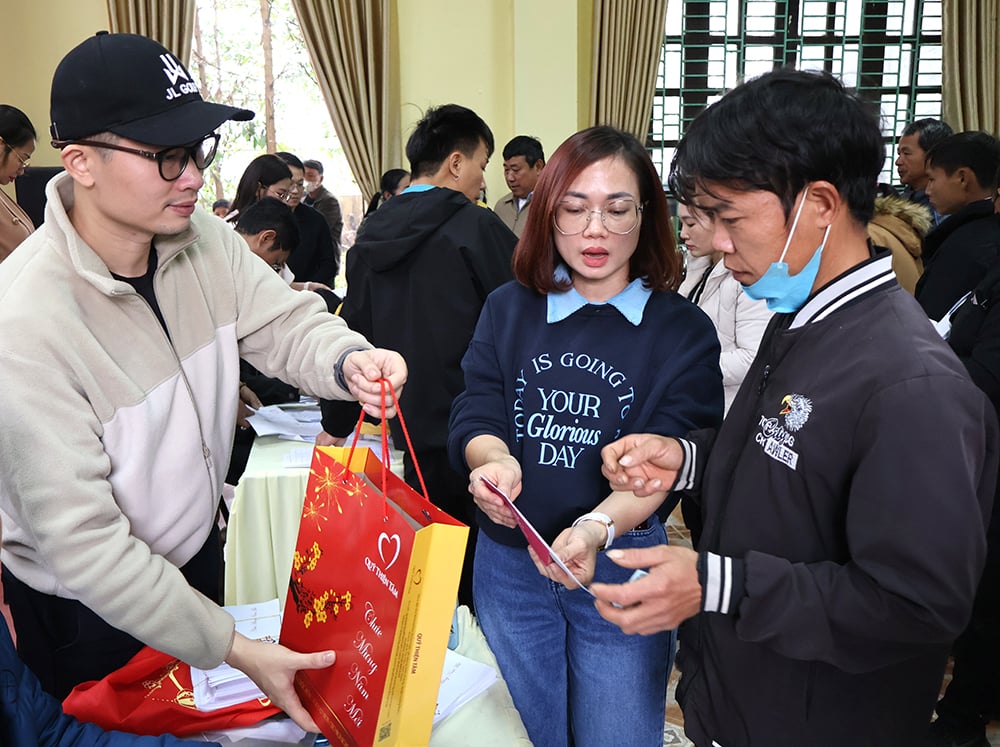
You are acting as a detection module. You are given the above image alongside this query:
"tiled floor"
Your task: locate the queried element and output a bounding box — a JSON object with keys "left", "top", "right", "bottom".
{"left": 661, "top": 508, "right": 1000, "bottom": 747}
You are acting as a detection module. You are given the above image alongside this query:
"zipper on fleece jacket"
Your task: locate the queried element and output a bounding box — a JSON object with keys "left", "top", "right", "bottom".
{"left": 116, "top": 285, "right": 218, "bottom": 500}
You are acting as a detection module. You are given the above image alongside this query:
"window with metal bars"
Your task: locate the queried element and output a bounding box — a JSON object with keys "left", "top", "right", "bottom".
{"left": 649, "top": 0, "right": 943, "bottom": 188}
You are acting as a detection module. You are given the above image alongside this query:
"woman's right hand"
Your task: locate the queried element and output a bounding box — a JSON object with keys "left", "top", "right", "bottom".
{"left": 468, "top": 455, "right": 522, "bottom": 528}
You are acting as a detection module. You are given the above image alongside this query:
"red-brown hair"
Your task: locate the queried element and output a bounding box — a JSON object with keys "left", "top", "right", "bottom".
{"left": 512, "top": 126, "right": 680, "bottom": 294}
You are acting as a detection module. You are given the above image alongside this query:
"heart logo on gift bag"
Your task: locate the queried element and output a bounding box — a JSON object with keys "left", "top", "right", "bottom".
{"left": 378, "top": 532, "right": 401, "bottom": 570}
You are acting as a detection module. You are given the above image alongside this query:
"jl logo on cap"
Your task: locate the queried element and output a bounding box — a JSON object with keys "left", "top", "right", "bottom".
{"left": 161, "top": 53, "right": 199, "bottom": 100}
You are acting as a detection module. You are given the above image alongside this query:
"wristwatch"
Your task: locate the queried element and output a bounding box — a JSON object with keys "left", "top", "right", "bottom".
{"left": 572, "top": 512, "right": 615, "bottom": 551}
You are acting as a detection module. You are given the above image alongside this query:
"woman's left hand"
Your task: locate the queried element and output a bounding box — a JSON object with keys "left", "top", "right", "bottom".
{"left": 529, "top": 522, "right": 605, "bottom": 587}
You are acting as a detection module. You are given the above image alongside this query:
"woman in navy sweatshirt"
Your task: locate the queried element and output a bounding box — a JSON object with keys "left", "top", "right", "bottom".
{"left": 448, "top": 126, "right": 723, "bottom": 747}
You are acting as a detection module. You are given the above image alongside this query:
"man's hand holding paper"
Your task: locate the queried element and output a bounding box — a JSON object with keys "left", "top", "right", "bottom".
{"left": 591, "top": 545, "right": 702, "bottom": 635}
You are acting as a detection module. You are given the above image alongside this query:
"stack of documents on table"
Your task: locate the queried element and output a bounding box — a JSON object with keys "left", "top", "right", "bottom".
{"left": 278, "top": 426, "right": 398, "bottom": 470}
{"left": 344, "top": 423, "right": 395, "bottom": 461}
{"left": 433, "top": 648, "right": 498, "bottom": 725}
{"left": 246, "top": 403, "right": 323, "bottom": 440}
{"left": 192, "top": 599, "right": 282, "bottom": 711}
{"left": 281, "top": 446, "right": 314, "bottom": 468}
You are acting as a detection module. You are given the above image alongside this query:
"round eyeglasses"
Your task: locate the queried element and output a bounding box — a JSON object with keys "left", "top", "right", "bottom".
{"left": 554, "top": 199, "right": 643, "bottom": 235}
{"left": 265, "top": 186, "right": 295, "bottom": 204}
{"left": 52, "top": 134, "right": 220, "bottom": 182}
{"left": 1, "top": 137, "right": 31, "bottom": 168}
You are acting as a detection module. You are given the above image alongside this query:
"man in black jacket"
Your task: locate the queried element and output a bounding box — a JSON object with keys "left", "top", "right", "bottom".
{"left": 326, "top": 104, "right": 517, "bottom": 606}
{"left": 931, "top": 254, "right": 1000, "bottom": 746}
{"left": 592, "top": 70, "right": 998, "bottom": 747}
{"left": 915, "top": 131, "right": 1000, "bottom": 321}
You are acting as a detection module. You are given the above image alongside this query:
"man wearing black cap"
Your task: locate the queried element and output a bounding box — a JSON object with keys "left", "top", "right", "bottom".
{"left": 0, "top": 32, "right": 406, "bottom": 733}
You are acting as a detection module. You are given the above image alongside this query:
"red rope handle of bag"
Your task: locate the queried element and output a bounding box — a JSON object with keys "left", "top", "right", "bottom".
{"left": 379, "top": 379, "right": 389, "bottom": 500}
{"left": 384, "top": 378, "right": 430, "bottom": 501}
{"left": 342, "top": 379, "right": 431, "bottom": 515}
{"left": 345, "top": 406, "right": 367, "bottom": 470}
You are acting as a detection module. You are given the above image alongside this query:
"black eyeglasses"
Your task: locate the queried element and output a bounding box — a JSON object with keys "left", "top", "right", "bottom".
{"left": 52, "top": 134, "right": 220, "bottom": 181}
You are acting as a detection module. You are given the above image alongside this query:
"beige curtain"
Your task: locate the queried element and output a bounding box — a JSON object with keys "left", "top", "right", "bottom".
{"left": 590, "top": 0, "right": 669, "bottom": 140}
{"left": 942, "top": 0, "right": 1000, "bottom": 133}
{"left": 106, "top": 0, "right": 195, "bottom": 65}
{"left": 291, "top": 0, "right": 398, "bottom": 199}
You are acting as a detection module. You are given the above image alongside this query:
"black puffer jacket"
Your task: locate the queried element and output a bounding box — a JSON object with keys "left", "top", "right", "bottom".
{"left": 915, "top": 199, "right": 1000, "bottom": 319}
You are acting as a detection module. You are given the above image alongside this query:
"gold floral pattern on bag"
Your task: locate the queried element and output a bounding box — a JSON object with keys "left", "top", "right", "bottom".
{"left": 290, "top": 540, "right": 352, "bottom": 628}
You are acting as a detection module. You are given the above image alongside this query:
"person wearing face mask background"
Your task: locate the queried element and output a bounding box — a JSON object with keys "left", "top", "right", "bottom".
{"left": 676, "top": 202, "right": 772, "bottom": 414}
{"left": 593, "top": 68, "right": 998, "bottom": 747}
{"left": 0, "top": 105, "right": 37, "bottom": 260}
{"left": 301, "top": 158, "right": 343, "bottom": 258}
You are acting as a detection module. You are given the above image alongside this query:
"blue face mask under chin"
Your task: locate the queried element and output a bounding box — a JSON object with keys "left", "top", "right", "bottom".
{"left": 742, "top": 187, "right": 832, "bottom": 314}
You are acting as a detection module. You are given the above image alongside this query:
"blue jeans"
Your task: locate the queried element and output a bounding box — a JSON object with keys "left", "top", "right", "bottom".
{"left": 474, "top": 523, "right": 673, "bottom": 747}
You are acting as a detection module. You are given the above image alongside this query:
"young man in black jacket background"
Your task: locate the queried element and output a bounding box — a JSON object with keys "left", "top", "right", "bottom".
{"left": 915, "top": 131, "right": 1000, "bottom": 321}
{"left": 324, "top": 104, "right": 517, "bottom": 606}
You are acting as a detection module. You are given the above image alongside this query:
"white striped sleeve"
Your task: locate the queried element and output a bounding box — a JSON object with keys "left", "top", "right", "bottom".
{"left": 698, "top": 551, "right": 745, "bottom": 615}
{"left": 671, "top": 437, "right": 697, "bottom": 491}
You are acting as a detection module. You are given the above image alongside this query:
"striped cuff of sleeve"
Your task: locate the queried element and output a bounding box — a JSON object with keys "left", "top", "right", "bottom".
{"left": 697, "top": 551, "right": 745, "bottom": 615}
{"left": 670, "top": 438, "right": 697, "bottom": 491}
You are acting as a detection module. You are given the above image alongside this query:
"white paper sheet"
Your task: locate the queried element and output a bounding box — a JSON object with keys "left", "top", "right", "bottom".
{"left": 192, "top": 599, "right": 282, "bottom": 711}
{"left": 433, "top": 649, "right": 498, "bottom": 725}
{"left": 247, "top": 405, "right": 323, "bottom": 439}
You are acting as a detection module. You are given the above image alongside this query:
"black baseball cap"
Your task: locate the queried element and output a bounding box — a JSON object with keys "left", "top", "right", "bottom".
{"left": 50, "top": 31, "right": 254, "bottom": 146}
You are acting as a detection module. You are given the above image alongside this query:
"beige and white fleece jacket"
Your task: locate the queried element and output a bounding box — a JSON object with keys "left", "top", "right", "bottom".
{"left": 0, "top": 172, "right": 371, "bottom": 669}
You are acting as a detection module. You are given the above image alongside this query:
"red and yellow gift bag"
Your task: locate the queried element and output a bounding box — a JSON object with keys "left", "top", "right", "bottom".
{"left": 279, "top": 384, "right": 468, "bottom": 747}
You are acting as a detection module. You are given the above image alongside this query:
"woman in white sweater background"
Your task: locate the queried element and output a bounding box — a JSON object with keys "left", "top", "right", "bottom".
{"left": 676, "top": 202, "right": 773, "bottom": 413}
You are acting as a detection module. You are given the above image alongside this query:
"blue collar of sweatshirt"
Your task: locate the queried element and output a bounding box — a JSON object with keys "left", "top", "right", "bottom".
{"left": 546, "top": 265, "right": 651, "bottom": 326}
{"left": 401, "top": 183, "right": 436, "bottom": 194}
